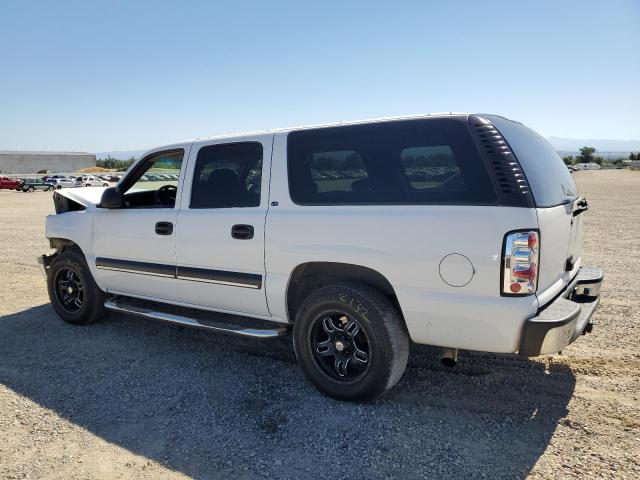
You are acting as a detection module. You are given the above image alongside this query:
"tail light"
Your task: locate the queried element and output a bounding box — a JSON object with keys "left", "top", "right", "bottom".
{"left": 502, "top": 230, "right": 539, "bottom": 295}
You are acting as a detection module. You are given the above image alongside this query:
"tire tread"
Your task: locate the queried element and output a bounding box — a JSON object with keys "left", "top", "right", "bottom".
{"left": 294, "top": 281, "right": 409, "bottom": 401}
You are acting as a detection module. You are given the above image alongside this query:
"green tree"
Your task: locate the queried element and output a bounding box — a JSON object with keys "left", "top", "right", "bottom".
{"left": 96, "top": 155, "right": 136, "bottom": 171}
{"left": 562, "top": 155, "right": 574, "bottom": 166}
{"left": 630, "top": 152, "right": 638, "bottom": 161}
{"left": 576, "top": 146, "right": 597, "bottom": 164}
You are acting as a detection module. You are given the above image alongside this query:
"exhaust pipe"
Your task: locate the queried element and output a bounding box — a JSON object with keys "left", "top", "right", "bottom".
{"left": 441, "top": 348, "right": 458, "bottom": 367}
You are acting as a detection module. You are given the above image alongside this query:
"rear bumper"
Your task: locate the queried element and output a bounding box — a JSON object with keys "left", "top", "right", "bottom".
{"left": 518, "top": 266, "right": 603, "bottom": 356}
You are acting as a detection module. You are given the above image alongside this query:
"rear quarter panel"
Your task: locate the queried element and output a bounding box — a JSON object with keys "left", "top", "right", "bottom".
{"left": 265, "top": 133, "right": 540, "bottom": 353}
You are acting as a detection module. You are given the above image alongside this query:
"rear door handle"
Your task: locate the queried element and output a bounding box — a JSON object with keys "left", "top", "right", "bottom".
{"left": 231, "top": 224, "right": 254, "bottom": 240}
{"left": 155, "top": 221, "right": 173, "bottom": 235}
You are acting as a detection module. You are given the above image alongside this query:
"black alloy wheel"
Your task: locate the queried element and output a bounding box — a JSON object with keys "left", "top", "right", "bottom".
{"left": 311, "top": 312, "right": 370, "bottom": 380}
{"left": 47, "top": 249, "right": 106, "bottom": 325}
{"left": 293, "top": 282, "right": 409, "bottom": 401}
{"left": 53, "top": 267, "right": 85, "bottom": 313}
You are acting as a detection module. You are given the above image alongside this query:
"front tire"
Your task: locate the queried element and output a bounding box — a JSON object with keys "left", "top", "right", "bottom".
{"left": 293, "top": 282, "right": 409, "bottom": 401}
{"left": 47, "top": 249, "right": 107, "bottom": 325}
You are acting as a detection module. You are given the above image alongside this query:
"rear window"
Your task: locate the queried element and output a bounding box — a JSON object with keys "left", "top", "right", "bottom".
{"left": 487, "top": 116, "right": 578, "bottom": 207}
{"left": 287, "top": 118, "right": 497, "bottom": 205}
{"left": 190, "top": 142, "right": 262, "bottom": 209}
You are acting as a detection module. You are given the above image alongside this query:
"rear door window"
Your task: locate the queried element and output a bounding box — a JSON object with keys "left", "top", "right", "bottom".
{"left": 190, "top": 142, "right": 263, "bottom": 209}
{"left": 288, "top": 118, "right": 497, "bottom": 205}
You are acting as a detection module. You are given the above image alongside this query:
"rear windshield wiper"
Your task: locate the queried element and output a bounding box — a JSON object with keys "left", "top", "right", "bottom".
{"left": 573, "top": 198, "right": 589, "bottom": 217}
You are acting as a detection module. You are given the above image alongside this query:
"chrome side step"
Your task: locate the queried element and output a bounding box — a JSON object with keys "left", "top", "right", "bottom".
{"left": 104, "top": 298, "right": 289, "bottom": 338}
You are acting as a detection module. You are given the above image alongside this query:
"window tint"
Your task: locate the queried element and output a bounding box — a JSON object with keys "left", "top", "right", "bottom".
{"left": 400, "top": 146, "right": 461, "bottom": 190}
{"left": 288, "top": 118, "right": 496, "bottom": 205}
{"left": 308, "top": 150, "right": 368, "bottom": 193}
{"left": 190, "top": 142, "right": 262, "bottom": 208}
{"left": 486, "top": 115, "right": 578, "bottom": 207}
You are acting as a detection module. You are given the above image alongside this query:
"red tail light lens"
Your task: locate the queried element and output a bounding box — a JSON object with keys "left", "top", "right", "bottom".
{"left": 502, "top": 230, "right": 539, "bottom": 295}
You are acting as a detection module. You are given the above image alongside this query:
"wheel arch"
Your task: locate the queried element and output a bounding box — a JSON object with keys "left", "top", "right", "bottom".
{"left": 49, "top": 237, "right": 85, "bottom": 256}
{"left": 285, "top": 261, "right": 404, "bottom": 324}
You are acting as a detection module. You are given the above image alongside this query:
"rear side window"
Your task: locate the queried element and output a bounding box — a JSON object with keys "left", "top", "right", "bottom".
{"left": 400, "top": 146, "right": 460, "bottom": 190}
{"left": 190, "top": 142, "right": 262, "bottom": 208}
{"left": 486, "top": 116, "right": 578, "bottom": 207}
{"left": 307, "top": 150, "right": 368, "bottom": 193}
{"left": 288, "top": 118, "right": 497, "bottom": 205}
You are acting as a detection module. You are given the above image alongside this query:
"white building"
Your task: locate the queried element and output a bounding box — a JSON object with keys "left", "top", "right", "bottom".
{"left": 0, "top": 151, "right": 96, "bottom": 174}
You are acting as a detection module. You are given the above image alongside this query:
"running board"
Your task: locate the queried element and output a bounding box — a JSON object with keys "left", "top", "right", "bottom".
{"left": 104, "top": 297, "right": 289, "bottom": 338}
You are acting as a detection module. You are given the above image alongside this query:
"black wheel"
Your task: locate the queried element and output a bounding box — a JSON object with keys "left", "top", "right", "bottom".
{"left": 293, "top": 282, "right": 409, "bottom": 401}
{"left": 28, "top": 186, "right": 34, "bottom": 192}
{"left": 56, "top": 185, "right": 62, "bottom": 190}
{"left": 47, "top": 249, "right": 107, "bottom": 325}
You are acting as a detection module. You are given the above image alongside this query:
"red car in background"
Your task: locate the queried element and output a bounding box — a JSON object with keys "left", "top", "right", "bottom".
{"left": 0, "top": 176, "right": 23, "bottom": 190}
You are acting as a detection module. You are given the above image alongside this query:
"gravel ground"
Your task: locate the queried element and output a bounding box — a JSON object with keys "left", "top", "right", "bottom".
{"left": 0, "top": 170, "right": 638, "bottom": 480}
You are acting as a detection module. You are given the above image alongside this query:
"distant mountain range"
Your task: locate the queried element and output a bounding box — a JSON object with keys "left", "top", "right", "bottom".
{"left": 547, "top": 137, "right": 640, "bottom": 153}
{"left": 94, "top": 137, "right": 640, "bottom": 161}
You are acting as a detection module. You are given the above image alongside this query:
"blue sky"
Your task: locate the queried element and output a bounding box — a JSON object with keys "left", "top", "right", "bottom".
{"left": 0, "top": 0, "right": 638, "bottom": 152}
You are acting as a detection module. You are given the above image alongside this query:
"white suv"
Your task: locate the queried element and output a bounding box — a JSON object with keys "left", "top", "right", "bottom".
{"left": 40, "top": 113, "right": 603, "bottom": 401}
{"left": 75, "top": 175, "right": 109, "bottom": 187}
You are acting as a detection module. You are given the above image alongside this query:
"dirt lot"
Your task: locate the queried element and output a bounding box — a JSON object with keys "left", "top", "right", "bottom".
{"left": 1, "top": 171, "right": 639, "bottom": 479}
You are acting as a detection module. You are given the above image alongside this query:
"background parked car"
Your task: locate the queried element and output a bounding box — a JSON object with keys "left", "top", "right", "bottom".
{"left": 21, "top": 179, "right": 55, "bottom": 192}
{"left": 0, "top": 176, "right": 23, "bottom": 190}
{"left": 75, "top": 175, "right": 110, "bottom": 187}
{"left": 55, "top": 178, "right": 79, "bottom": 189}
{"left": 43, "top": 175, "right": 69, "bottom": 183}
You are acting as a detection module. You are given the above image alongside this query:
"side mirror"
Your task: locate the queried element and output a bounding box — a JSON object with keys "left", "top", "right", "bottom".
{"left": 99, "top": 187, "right": 124, "bottom": 209}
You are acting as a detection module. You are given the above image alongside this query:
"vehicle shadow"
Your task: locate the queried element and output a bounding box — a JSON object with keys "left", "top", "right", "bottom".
{"left": 0, "top": 305, "right": 576, "bottom": 479}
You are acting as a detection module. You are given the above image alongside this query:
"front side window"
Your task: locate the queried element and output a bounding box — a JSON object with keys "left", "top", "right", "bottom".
{"left": 190, "top": 142, "right": 263, "bottom": 209}
{"left": 288, "top": 118, "right": 497, "bottom": 205}
{"left": 122, "top": 149, "right": 184, "bottom": 208}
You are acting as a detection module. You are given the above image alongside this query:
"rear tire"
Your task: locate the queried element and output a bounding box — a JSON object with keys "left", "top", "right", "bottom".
{"left": 293, "top": 282, "right": 409, "bottom": 402}
{"left": 47, "top": 249, "right": 107, "bottom": 325}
